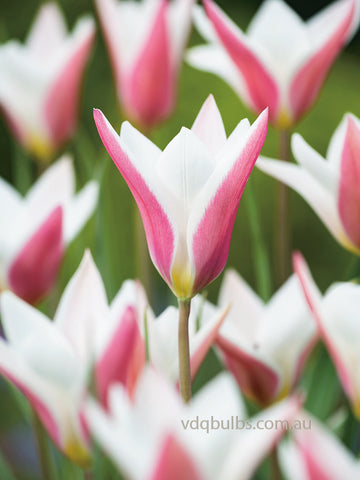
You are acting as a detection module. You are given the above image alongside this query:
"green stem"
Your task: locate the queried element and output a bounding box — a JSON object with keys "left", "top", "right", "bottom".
{"left": 270, "top": 447, "right": 281, "bottom": 480}
{"left": 178, "top": 299, "right": 192, "bottom": 403}
{"left": 277, "top": 129, "right": 291, "bottom": 286}
{"left": 32, "top": 411, "right": 56, "bottom": 480}
{"left": 12, "top": 141, "right": 33, "bottom": 195}
{"left": 245, "top": 180, "right": 272, "bottom": 301}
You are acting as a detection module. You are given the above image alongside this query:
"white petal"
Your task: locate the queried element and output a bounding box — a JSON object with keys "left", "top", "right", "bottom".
{"left": 167, "top": 0, "right": 193, "bottom": 66}
{"left": 186, "top": 45, "right": 250, "bottom": 107}
{"left": 247, "top": 0, "right": 310, "bottom": 83}
{"left": 54, "top": 251, "right": 109, "bottom": 362}
{"left": 278, "top": 437, "right": 309, "bottom": 480}
{"left": 256, "top": 157, "right": 350, "bottom": 248}
{"left": 26, "top": 155, "right": 75, "bottom": 220}
{"left": 26, "top": 3, "right": 67, "bottom": 59}
{"left": 219, "top": 396, "right": 300, "bottom": 480}
{"left": 64, "top": 180, "right": 99, "bottom": 244}
{"left": 148, "top": 306, "right": 179, "bottom": 380}
{"left": 1, "top": 291, "right": 53, "bottom": 348}
{"left": 191, "top": 95, "right": 227, "bottom": 155}
{"left": 157, "top": 127, "right": 216, "bottom": 211}
{"left": 218, "top": 269, "right": 264, "bottom": 346}
{"left": 257, "top": 275, "right": 316, "bottom": 389}
{"left": 292, "top": 133, "right": 337, "bottom": 192}
{"left": 192, "top": 4, "right": 218, "bottom": 42}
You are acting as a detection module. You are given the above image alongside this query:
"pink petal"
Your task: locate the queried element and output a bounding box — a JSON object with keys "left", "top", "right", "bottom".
{"left": 8, "top": 206, "right": 64, "bottom": 305}
{"left": 191, "top": 109, "right": 268, "bottom": 294}
{"left": 293, "top": 252, "right": 354, "bottom": 400}
{"left": 216, "top": 335, "right": 280, "bottom": 406}
{"left": 190, "top": 306, "right": 228, "bottom": 380}
{"left": 44, "top": 25, "right": 95, "bottom": 148}
{"left": 150, "top": 434, "right": 202, "bottom": 480}
{"left": 338, "top": 117, "right": 360, "bottom": 248}
{"left": 203, "top": 0, "right": 280, "bottom": 123}
{"left": 289, "top": 0, "right": 355, "bottom": 122}
{"left": 93, "top": 109, "right": 175, "bottom": 286}
{"left": 96, "top": 306, "right": 145, "bottom": 409}
{"left": 121, "top": 0, "right": 175, "bottom": 129}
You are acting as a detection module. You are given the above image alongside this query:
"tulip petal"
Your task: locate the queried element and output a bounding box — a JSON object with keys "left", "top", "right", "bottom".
{"left": 93, "top": 109, "right": 175, "bottom": 286}
{"left": 121, "top": 0, "right": 174, "bottom": 128}
{"left": 168, "top": 0, "right": 194, "bottom": 66}
{"left": 26, "top": 155, "right": 75, "bottom": 218}
{"left": 8, "top": 207, "right": 64, "bottom": 304}
{"left": 64, "top": 181, "right": 99, "bottom": 244}
{"left": 216, "top": 334, "right": 280, "bottom": 405}
{"left": 191, "top": 94, "right": 227, "bottom": 155}
{"left": 96, "top": 306, "right": 145, "bottom": 408}
{"left": 289, "top": 0, "right": 355, "bottom": 121}
{"left": 219, "top": 269, "right": 264, "bottom": 343}
{"left": 293, "top": 253, "right": 357, "bottom": 408}
{"left": 44, "top": 17, "right": 95, "bottom": 147}
{"left": 292, "top": 133, "right": 337, "bottom": 193}
{"left": 338, "top": 117, "right": 360, "bottom": 248}
{"left": 150, "top": 435, "right": 202, "bottom": 480}
{"left": 203, "top": 0, "right": 280, "bottom": 121}
{"left": 0, "top": 339, "right": 62, "bottom": 447}
{"left": 26, "top": 3, "right": 67, "bottom": 57}
{"left": 189, "top": 304, "right": 228, "bottom": 381}
{"left": 247, "top": 0, "right": 308, "bottom": 74}
{"left": 256, "top": 157, "right": 351, "bottom": 251}
{"left": 189, "top": 108, "right": 268, "bottom": 294}
{"left": 291, "top": 413, "right": 360, "bottom": 479}
{"left": 186, "top": 44, "right": 248, "bottom": 104}
{"left": 54, "top": 250, "right": 109, "bottom": 362}
{"left": 219, "top": 395, "right": 302, "bottom": 480}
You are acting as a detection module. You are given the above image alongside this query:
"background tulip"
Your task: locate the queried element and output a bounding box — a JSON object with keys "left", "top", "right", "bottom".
{"left": 0, "top": 155, "right": 98, "bottom": 304}
{"left": 257, "top": 113, "right": 360, "bottom": 255}
{"left": 95, "top": 0, "right": 193, "bottom": 130}
{"left": 0, "top": 3, "right": 95, "bottom": 162}
{"left": 187, "top": 0, "right": 359, "bottom": 128}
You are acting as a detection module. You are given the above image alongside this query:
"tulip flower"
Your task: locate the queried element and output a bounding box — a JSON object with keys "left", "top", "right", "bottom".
{"left": 279, "top": 412, "right": 360, "bottom": 479}
{"left": 0, "top": 155, "right": 98, "bottom": 304}
{"left": 0, "top": 3, "right": 95, "bottom": 162}
{"left": 94, "top": 94, "right": 268, "bottom": 300}
{"left": 95, "top": 0, "right": 193, "bottom": 130}
{"left": 86, "top": 368, "right": 301, "bottom": 480}
{"left": 294, "top": 252, "right": 360, "bottom": 419}
{"left": 146, "top": 295, "right": 228, "bottom": 382}
{"left": 214, "top": 269, "right": 317, "bottom": 406}
{"left": 0, "top": 251, "right": 150, "bottom": 465}
{"left": 257, "top": 114, "right": 360, "bottom": 254}
{"left": 187, "top": 0, "right": 359, "bottom": 129}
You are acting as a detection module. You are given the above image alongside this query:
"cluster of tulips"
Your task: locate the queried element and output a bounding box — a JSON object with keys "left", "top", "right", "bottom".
{"left": 1, "top": 0, "right": 360, "bottom": 479}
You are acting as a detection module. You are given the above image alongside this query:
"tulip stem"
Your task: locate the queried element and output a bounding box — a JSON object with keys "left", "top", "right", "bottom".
{"left": 32, "top": 411, "right": 56, "bottom": 480}
{"left": 277, "top": 129, "right": 291, "bottom": 285}
{"left": 270, "top": 447, "right": 281, "bottom": 480}
{"left": 178, "top": 298, "right": 192, "bottom": 403}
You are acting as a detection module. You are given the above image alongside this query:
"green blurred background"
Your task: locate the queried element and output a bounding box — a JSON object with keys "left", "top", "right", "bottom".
{"left": 1, "top": 0, "right": 360, "bottom": 478}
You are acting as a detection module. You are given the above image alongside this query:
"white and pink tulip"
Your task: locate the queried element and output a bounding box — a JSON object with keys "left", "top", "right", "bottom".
{"left": 215, "top": 269, "right": 317, "bottom": 405}
{"left": 93, "top": 94, "right": 268, "bottom": 299}
{"left": 257, "top": 114, "right": 360, "bottom": 254}
{"left": 294, "top": 252, "right": 360, "bottom": 419}
{"left": 279, "top": 412, "right": 360, "bottom": 479}
{"left": 95, "top": 0, "right": 193, "bottom": 130}
{"left": 0, "top": 3, "right": 95, "bottom": 161}
{"left": 86, "top": 367, "right": 301, "bottom": 480}
{"left": 0, "top": 156, "right": 98, "bottom": 304}
{"left": 187, "top": 0, "right": 359, "bottom": 128}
